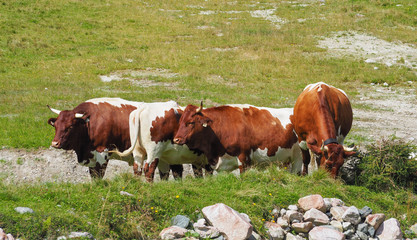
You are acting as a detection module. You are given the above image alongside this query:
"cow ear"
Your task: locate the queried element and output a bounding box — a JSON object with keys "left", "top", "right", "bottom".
{"left": 48, "top": 118, "right": 56, "bottom": 127}
{"left": 200, "top": 117, "right": 212, "bottom": 128}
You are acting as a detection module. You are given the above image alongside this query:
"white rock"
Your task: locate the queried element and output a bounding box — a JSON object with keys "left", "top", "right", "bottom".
{"left": 14, "top": 207, "right": 34, "bottom": 214}
{"left": 330, "top": 206, "right": 348, "bottom": 221}
{"left": 298, "top": 194, "right": 326, "bottom": 212}
{"left": 277, "top": 217, "right": 289, "bottom": 228}
{"left": 288, "top": 205, "right": 298, "bottom": 211}
{"left": 304, "top": 208, "right": 329, "bottom": 226}
{"left": 330, "top": 220, "right": 343, "bottom": 232}
{"left": 292, "top": 222, "right": 313, "bottom": 233}
{"left": 159, "top": 226, "right": 188, "bottom": 240}
{"left": 265, "top": 222, "right": 285, "bottom": 240}
{"left": 202, "top": 203, "right": 252, "bottom": 240}
{"left": 309, "top": 226, "right": 346, "bottom": 240}
{"left": 375, "top": 218, "right": 403, "bottom": 240}
{"left": 286, "top": 210, "right": 303, "bottom": 223}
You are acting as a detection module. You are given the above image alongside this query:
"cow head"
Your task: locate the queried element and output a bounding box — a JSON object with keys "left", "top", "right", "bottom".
{"left": 320, "top": 143, "right": 356, "bottom": 177}
{"left": 47, "top": 105, "right": 89, "bottom": 150}
{"left": 173, "top": 102, "right": 212, "bottom": 146}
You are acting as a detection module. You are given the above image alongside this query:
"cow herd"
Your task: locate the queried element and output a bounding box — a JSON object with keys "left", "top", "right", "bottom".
{"left": 47, "top": 82, "right": 355, "bottom": 182}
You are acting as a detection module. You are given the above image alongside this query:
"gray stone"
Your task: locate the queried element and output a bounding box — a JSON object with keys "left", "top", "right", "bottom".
{"left": 342, "top": 206, "right": 361, "bottom": 225}
{"left": 359, "top": 206, "right": 372, "bottom": 218}
{"left": 277, "top": 217, "right": 289, "bottom": 228}
{"left": 271, "top": 207, "right": 280, "bottom": 218}
{"left": 357, "top": 223, "right": 368, "bottom": 233}
{"left": 368, "top": 226, "right": 376, "bottom": 237}
{"left": 343, "top": 229, "right": 355, "bottom": 238}
{"left": 194, "top": 225, "right": 220, "bottom": 239}
{"left": 280, "top": 208, "right": 287, "bottom": 217}
{"left": 303, "top": 208, "right": 329, "bottom": 226}
{"left": 357, "top": 231, "right": 368, "bottom": 240}
{"left": 171, "top": 215, "right": 191, "bottom": 229}
{"left": 298, "top": 194, "right": 326, "bottom": 212}
{"left": 292, "top": 222, "right": 313, "bottom": 233}
{"left": 159, "top": 226, "right": 188, "bottom": 240}
{"left": 14, "top": 207, "right": 34, "bottom": 214}
{"left": 202, "top": 203, "right": 252, "bottom": 240}
{"left": 339, "top": 155, "right": 361, "bottom": 184}
{"left": 350, "top": 233, "right": 361, "bottom": 240}
{"left": 212, "top": 235, "right": 225, "bottom": 240}
{"left": 330, "top": 198, "right": 345, "bottom": 207}
{"left": 286, "top": 210, "right": 303, "bottom": 223}
{"left": 68, "top": 232, "right": 94, "bottom": 239}
{"left": 286, "top": 233, "right": 305, "bottom": 240}
{"left": 309, "top": 226, "right": 345, "bottom": 240}
{"left": 248, "top": 231, "right": 262, "bottom": 240}
{"left": 375, "top": 218, "right": 403, "bottom": 240}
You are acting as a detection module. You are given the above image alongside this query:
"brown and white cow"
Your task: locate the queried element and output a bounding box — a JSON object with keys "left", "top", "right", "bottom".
{"left": 47, "top": 98, "right": 184, "bottom": 178}
{"left": 173, "top": 103, "right": 303, "bottom": 174}
{"left": 290, "top": 82, "right": 355, "bottom": 177}
{"left": 110, "top": 101, "right": 210, "bottom": 182}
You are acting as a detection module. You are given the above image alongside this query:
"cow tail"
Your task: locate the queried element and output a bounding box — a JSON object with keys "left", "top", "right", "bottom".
{"left": 109, "top": 108, "right": 142, "bottom": 157}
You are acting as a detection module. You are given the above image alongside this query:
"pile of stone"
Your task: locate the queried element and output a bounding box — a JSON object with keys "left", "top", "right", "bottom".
{"left": 160, "top": 194, "right": 417, "bottom": 240}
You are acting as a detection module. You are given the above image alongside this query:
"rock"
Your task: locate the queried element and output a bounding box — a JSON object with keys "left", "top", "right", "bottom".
{"left": 68, "top": 232, "right": 94, "bottom": 239}
{"left": 342, "top": 206, "right": 361, "bottom": 225}
{"left": 171, "top": 215, "right": 191, "bottom": 229}
{"left": 286, "top": 210, "right": 303, "bottom": 223}
{"left": 303, "top": 208, "right": 329, "bottom": 226}
{"left": 410, "top": 223, "right": 417, "bottom": 234}
{"left": 342, "top": 221, "right": 354, "bottom": 231}
{"left": 292, "top": 222, "right": 313, "bottom": 233}
{"left": 265, "top": 222, "right": 285, "bottom": 240}
{"left": 366, "top": 213, "right": 386, "bottom": 230}
{"left": 159, "top": 226, "right": 188, "bottom": 240}
{"left": 248, "top": 231, "right": 262, "bottom": 240}
{"left": 375, "top": 218, "right": 403, "bottom": 240}
{"left": 194, "top": 218, "right": 206, "bottom": 227}
{"left": 309, "top": 226, "right": 346, "bottom": 240}
{"left": 14, "top": 207, "right": 34, "bottom": 214}
{"left": 194, "top": 225, "right": 220, "bottom": 239}
{"left": 298, "top": 194, "right": 326, "bottom": 212}
{"left": 240, "top": 213, "right": 252, "bottom": 223}
{"left": 357, "top": 231, "right": 368, "bottom": 240}
{"left": 357, "top": 223, "right": 368, "bottom": 233}
{"left": 288, "top": 205, "right": 298, "bottom": 211}
{"left": 286, "top": 232, "right": 305, "bottom": 240}
{"left": 330, "top": 198, "right": 345, "bottom": 207}
{"left": 271, "top": 207, "right": 280, "bottom": 218}
{"left": 0, "top": 229, "right": 15, "bottom": 240}
{"left": 330, "top": 206, "right": 348, "bottom": 221}
{"left": 359, "top": 206, "right": 372, "bottom": 218}
{"left": 339, "top": 155, "right": 361, "bottom": 184}
{"left": 202, "top": 203, "right": 252, "bottom": 240}
{"left": 280, "top": 208, "right": 287, "bottom": 217}
{"left": 277, "top": 217, "right": 289, "bottom": 228}
{"left": 343, "top": 229, "right": 355, "bottom": 238}
{"left": 368, "top": 226, "right": 376, "bottom": 237}
{"left": 330, "top": 220, "right": 343, "bottom": 232}
{"left": 120, "top": 191, "right": 134, "bottom": 197}
{"left": 323, "top": 198, "right": 332, "bottom": 212}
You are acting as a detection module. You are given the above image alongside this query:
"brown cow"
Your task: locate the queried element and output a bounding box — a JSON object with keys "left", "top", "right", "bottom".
{"left": 47, "top": 98, "right": 184, "bottom": 178}
{"left": 290, "top": 82, "right": 355, "bottom": 177}
{"left": 173, "top": 103, "right": 303, "bottom": 174}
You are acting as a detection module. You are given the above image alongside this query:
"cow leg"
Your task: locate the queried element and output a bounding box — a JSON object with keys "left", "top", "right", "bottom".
{"left": 204, "top": 164, "right": 214, "bottom": 176}
{"left": 133, "top": 161, "right": 142, "bottom": 176}
{"left": 89, "top": 162, "right": 108, "bottom": 179}
{"left": 143, "top": 158, "right": 159, "bottom": 182}
{"left": 192, "top": 165, "right": 204, "bottom": 178}
{"left": 301, "top": 148, "right": 310, "bottom": 176}
{"left": 170, "top": 164, "right": 184, "bottom": 180}
{"left": 237, "top": 154, "right": 250, "bottom": 173}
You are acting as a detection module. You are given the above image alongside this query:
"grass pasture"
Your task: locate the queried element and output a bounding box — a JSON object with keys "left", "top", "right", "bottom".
{"left": 0, "top": 0, "right": 416, "bottom": 148}
{"left": 1, "top": 0, "right": 417, "bottom": 239}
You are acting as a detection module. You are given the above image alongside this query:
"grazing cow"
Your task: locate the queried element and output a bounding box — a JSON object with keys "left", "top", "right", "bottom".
{"left": 290, "top": 82, "right": 355, "bottom": 177}
{"left": 110, "top": 101, "right": 210, "bottom": 182}
{"left": 173, "top": 103, "right": 303, "bottom": 174}
{"left": 47, "top": 98, "right": 184, "bottom": 178}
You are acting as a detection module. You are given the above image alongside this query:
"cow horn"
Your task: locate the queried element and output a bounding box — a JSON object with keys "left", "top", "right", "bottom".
{"left": 47, "top": 105, "right": 61, "bottom": 115}
{"left": 196, "top": 101, "right": 203, "bottom": 113}
{"left": 343, "top": 146, "right": 355, "bottom": 152}
{"left": 75, "top": 113, "right": 84, "bottom": 118}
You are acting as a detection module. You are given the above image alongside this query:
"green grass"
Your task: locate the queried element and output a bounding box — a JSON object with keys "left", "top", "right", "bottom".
{"left": 0, "top": 168, "right": 416, "bottom": 239}
{"left": 0, "top": 0, "right": 416, "bottom": 148}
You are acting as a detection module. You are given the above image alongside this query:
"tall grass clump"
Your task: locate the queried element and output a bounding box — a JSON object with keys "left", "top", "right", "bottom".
{"left": 358, "top": 137, "right": 417, "bottom": 193}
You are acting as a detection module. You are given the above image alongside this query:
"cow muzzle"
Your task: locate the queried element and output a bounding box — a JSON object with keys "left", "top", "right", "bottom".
{"left": 51, "top": 141, "right": 61, "bottom": 148}
{"left": 173, "top": 138, "right": 185, "bottom": 145}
